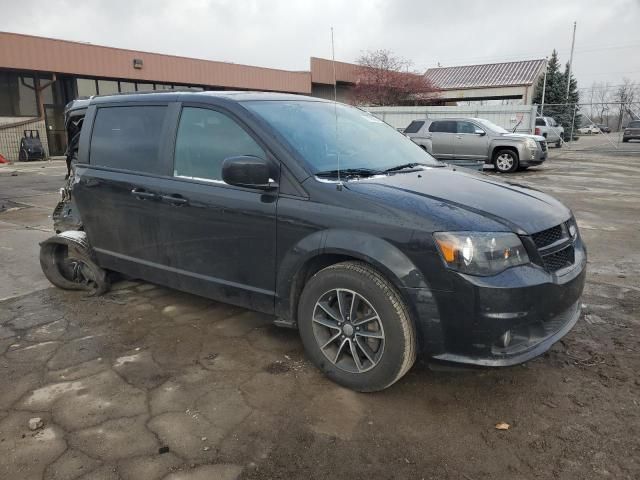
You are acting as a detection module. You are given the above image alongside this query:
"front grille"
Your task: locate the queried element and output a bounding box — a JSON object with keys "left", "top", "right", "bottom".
{"left": 532, "top": 225, "right": 564, "bottom": 248}
{"left": 542, "top": 244, "right": 575, "bottom": 272}
{"left": 531, "top": 222, "right": 577, "bottom": 273}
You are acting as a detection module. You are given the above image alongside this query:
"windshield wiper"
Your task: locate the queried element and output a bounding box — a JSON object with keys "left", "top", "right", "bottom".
{"left": 315, "top": 168, "right": 384, "bottom": 179}
{"left": 383, "top": 163, "right": 429, "bottom": 173}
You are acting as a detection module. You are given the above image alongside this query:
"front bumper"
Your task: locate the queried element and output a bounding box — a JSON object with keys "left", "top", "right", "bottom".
{"left": 418, "top": 238, "right": 587, "bottom": 366}
{"left": 521, "top": 146, "right": 547, "bottom": 166}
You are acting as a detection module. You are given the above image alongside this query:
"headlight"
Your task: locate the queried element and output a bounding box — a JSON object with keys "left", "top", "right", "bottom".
{"left": 525, "top": 138, "right": 537, "bottom": 150}
{"left": 433, "top": 232, "right": 529, "bottom": 276}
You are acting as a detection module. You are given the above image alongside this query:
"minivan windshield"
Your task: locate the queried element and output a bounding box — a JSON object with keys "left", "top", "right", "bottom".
{"left": 244, "top": 100, "right": 440, "bottom": 175}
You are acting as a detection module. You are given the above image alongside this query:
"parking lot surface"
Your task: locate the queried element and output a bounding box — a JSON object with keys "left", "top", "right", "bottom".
{"left": 0, "top": 151, "right": 639, "bottom": 479}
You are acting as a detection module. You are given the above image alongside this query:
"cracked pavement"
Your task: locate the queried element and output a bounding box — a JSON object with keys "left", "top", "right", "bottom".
{"left": 1, "top": 152, "right": 639, "bottom": 479}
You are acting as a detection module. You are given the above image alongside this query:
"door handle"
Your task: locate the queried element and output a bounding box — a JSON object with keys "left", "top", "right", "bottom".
{"left": 456, "top": 135, "right": 462, "bottom": 139}
{"left": 160, "top": 194, "right": 188, "bottom": 206}
{"left": 131, "top": 188, "right": 157, "bottom": 200}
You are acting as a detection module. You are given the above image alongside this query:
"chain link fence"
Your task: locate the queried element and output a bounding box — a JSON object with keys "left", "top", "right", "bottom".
{"left": 537, "top": 101, "right": 640, "bottom": 152}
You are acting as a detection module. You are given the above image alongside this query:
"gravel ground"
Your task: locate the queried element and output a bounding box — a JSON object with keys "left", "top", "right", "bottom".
{"left": 0, "top": 151, "right": 638, "bottom": 479}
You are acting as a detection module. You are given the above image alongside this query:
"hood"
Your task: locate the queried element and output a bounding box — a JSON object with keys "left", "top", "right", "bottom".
{"left": 345, "top": 167, "right": 571, "bottom": 234}
{"left": 501, "top": 133, "right": 547, "bottom": 142}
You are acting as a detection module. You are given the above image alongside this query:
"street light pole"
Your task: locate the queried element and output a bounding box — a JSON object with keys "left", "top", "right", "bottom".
{"left": 540, "top": 57, "right": 548, "bottom": 117}
{"left": 566, "top": 21, "right": 577, "bottom": 101}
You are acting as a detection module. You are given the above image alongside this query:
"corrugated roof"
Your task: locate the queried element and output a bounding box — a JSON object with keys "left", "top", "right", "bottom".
{"left": 425, "top": 59, "right": 545, "bottom": 90}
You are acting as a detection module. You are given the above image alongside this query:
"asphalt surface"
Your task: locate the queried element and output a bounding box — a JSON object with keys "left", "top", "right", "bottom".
{"left": 0, "top": 153, "right": 638, "bottom": 479}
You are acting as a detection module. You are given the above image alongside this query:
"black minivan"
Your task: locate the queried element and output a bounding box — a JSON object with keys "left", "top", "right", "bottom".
{"left": 41, "top": 91, "right": 587, "bottom": 391}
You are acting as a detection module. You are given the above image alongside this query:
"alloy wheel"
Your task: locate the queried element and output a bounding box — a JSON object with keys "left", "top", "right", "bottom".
{"left": 312, "top": 288, "right": 385, "bottom": 374}
{"left": 496, "top": 153, "right": 514, "bottom": 172}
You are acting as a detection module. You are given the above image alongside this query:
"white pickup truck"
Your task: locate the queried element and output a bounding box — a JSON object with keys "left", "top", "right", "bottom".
{"left": 534, "top": 117, "right": 564, "bottom": 148}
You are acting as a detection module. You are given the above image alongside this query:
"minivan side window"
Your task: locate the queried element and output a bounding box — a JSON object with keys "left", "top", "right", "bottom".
{"left": 428, "top": 121, "right": 456, "bottom": 133}
{"left": 90, "top": 106, "right": 167, "bottom": 174}
{"left": 535, "top": 118, "right": 545, "bottom": 126}
{"left": 173, "top": 107, "right": 266, "bottom": 182}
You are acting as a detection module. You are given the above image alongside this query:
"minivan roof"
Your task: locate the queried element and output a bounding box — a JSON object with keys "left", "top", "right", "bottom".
{"left": 88, "top": 90, "right": 331, "bottom": 105}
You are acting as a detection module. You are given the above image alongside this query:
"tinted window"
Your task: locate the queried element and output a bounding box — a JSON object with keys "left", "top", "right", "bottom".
{"left": 457, "top": 121, "right": 478, "bottom": 134}
{"left": 174, "top": 107, "right": 265, "bottom": 182}
{"left": 629, "top": 121, "right": 640, "bottom": 128}
{"left": 535, "top": 118, "right": 545, "bottom": 126}
{"left": 429, "top": 121, "right": 456, "bottom": 133}
{"left": 90, "top": 106, "right": 167, "bottom": 174}
{"left": 404, "top": 120, "right": 425, "bottom": 134}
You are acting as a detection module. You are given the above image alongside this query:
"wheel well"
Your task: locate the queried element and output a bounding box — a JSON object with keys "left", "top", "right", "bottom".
{"left": 287, "top": 254, "right": 357, "bottom": 322}
{"left": 492, "top": 146, "right": 519, "bottom": 162}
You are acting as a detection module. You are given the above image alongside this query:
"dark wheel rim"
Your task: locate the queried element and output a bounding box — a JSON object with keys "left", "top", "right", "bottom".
{"left": 312, "top": 288, "right": 385, "bottom": 374}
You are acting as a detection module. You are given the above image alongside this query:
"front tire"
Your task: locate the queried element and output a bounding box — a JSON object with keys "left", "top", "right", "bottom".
{"left": 298, "top": 262, "right": 416, "bottom": 392}
{"left": 493, "top": 149, "right": 519, "bottom": 173}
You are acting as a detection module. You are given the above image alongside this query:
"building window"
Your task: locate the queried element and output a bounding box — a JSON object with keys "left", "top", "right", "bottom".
{"left": 97, "top": 80, "right": 119, "bottom": 95}
{"left": 119, "top": 81, "right": 136, "bottom": 93}
{"left": 0, "top": 71, "right": 38, "bottom": 117}
{"left": 77, "top": 78, "right": 98, "bottom": 98}
{"left": 136, "top": 83, "right": 154, "bottom": 91}
{"left": 155, "top": 84, "right": 174, "bottom": 90}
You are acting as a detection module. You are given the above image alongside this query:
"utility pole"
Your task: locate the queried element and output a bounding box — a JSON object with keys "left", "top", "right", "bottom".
{"left": 540, "top": 57, "right": 548, "bottom": 117}
{"left": 566, "top": 21, "right": 576, "bottom": 101}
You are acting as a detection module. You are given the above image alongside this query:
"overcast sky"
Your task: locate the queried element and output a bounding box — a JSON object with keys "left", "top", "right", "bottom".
{"left": 1, "top": 0, "right": 639, "bottom": 92}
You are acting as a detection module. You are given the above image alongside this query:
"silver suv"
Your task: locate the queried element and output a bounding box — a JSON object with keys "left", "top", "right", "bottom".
{"left": 404, "top": 118, "right": 547, "bottom": 173}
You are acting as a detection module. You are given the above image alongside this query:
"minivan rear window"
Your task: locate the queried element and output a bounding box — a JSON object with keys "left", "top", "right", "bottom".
{"left": 404, "top": 120, "right": 425, "bottom": 134}
{"left": 90, "top": 106, "right": 167, "bottom": 174}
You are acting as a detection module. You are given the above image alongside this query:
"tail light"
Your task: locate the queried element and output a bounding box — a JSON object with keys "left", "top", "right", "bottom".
{"left": 535, "top": 127, "right": 541, "bottom": 135}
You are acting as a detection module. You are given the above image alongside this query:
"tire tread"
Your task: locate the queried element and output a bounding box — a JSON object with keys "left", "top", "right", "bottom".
{"left": 313, "top": 261, "right": 417, "bottom": 390}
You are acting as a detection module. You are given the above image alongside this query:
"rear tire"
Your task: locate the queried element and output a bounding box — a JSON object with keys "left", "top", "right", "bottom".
{"left": 556, "top": 140, "right": 562, "bottom": 148}
{"left": 493, "top": 149, "right": 519, "bottom": 173}
{"left": 40, "top": 239, "right": 110, "bottom": 296}
{"left": 297, "top": 261, "right": 416, "bottom": 392}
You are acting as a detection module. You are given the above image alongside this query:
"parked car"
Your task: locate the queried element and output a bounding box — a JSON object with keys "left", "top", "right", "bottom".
{"left": 404, "top": 117, "right": 547, "bottom": 173}
{"left": 623, "top": 120, "right": 640, "bottom": 142}
{"left": 596, "top": 123, "right": 611, "bottom": 133}
{"left": 534, "top": 116, "right": 564, "bottom": 147}
{"left": 40, "top": 92, "right": 586, "bottom": 392}
{"left": 578, "top": 124, "right": 600, "bottom": 135}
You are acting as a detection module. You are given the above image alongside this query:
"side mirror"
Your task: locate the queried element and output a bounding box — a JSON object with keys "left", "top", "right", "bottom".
{"left": 222, "top": 156, "right": 277, "bottom": 190}
{"left": 475, "top": 129, "right": 486, "bottom": 136}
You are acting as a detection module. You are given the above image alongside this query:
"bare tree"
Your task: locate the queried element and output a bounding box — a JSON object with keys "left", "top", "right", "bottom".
{"left": 352, "top": 50, "right": 439, "bottom": 106}
{"left": 592, "top": 82, "right": 611, "bottom": 125}
{"left": 614, "top": 78, "right": 639, "bottom": 129}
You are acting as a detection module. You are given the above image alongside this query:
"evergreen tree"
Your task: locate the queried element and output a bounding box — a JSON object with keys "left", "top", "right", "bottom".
{"left": 533, "top": 50, "right": 580, "bottom": 140}
{"left": 559, "top": 62, "right": 581, "bottom": 132}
